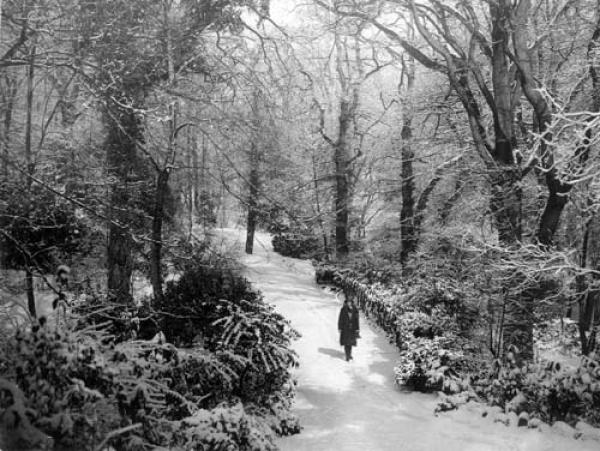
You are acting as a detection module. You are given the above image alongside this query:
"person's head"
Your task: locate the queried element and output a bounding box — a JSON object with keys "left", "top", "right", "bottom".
{"left": 344, "top": 298, "right": 353, "bottom": 307}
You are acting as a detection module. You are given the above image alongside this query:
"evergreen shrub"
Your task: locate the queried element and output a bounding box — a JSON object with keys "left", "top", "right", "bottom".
{"left": 156, "top": 262, "right": 300, "bottom": 405}
{"left": 0, "top": 317, "right": 299, "bottom": 450}
{"left": 272, "top": 230, "right": 321, "bottom": 259}
{"left": 473, "top": 355, "right": 600, "bottom": 426}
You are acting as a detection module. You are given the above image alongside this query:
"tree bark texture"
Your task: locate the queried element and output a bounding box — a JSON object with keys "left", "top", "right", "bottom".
{"left": 150, "top": 0, "right": 176, "bottom": 300}
{"left": 311, "top": 152, "right": 329, "bottom": 255}
{"left": 489, "top": 168, "right": 522, "bottom": 244}
{"left": 399, "top": 124, "right": 415, "bottom": 264}
{"left": 399, "top": 54, "right": 416, "bottom": 265}
{"left": 318, "top": 99, "right": 353, "bottom": 259}
{"left": 440, "top": 172, "right": 466, "bottom": 224}
{"left": 536, "top": 175, "right": 569, "bottom": 246}
{"left": 150, "top": 168, "right": 170, "bottom": 304}
{"left": 1, "top": 76, "right": 17, "bottom": 179}
{"left": 186, "top": 131, "right": 195, "bottom": 240}
{"left": 577, "top": 214, "right": 599, "bottom": 355}
{"left": 577, "top": 8, "right": 600, "bottom": 355}
{"left": 536, "top": 5, "right": 600, "bottom": 247}
{"left": 106, "top": 105, "right": 141, "bottom": 303}
{"left": 502, "top": 292, "right": 534, "bottom": 362}
{"left": 334, "top": 99, "right": 352, "bottom": 257}
{"left": 26, "top": 268, "right": 36, "bottom": 319}
{"left": 245, "top": 141, "right": 259, "bottom": 255}
{"left": 24, "top": 45, "right": 36, "bottom": 317}
{"left": 490, "top": 0, "right": 516, "bottom": 160}
{"left": 512, "top": 0, "right": 567, "bottom": 247}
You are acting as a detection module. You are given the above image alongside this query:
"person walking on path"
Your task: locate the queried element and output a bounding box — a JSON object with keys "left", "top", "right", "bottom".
{"left": 338, "top": 298, "right": 360, "bottom": 361}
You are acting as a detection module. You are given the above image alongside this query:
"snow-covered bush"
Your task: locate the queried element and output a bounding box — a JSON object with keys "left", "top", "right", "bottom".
{"left": 0, "top": 181, "right": 92, "bottom": 273}
{"left": 158, "top": 263, "right": 299, "bottom": 407}
{"left": 0, "top": 307, "right": 300, "bottom": 450}
{"left": 0, "top": 321, "right": 120, "bottom": 449}
{"left": 394, "top": 324, "right": 480, "bottom": 393}
{"left": 314, "top": 259, "right": 484, "bottom": 395}
{"left": 474, "top": 354, "right": 600, "bottom": 427}
{"left": 535, "top": 319, "right": 581, "bottom": 359}
{"left": 211, "top": 298, "right": 300, "bottom": 406}
{"left": 272, "top": 230, "right": 321, "bottom": 259}
{"left": 339, "top": 256, "right": 401, "bottom": 285}
{"left": 315, "top": 264, "right": 337, "bottom": 285}
{"left": 74, "top": 297, "right": 159, "bottom": 343}
{"left": 167, "top": 404, "right": 278, "bottom": 451}
{"left": 317, "top": 231, "right": 600, "bottom": 429}
{"left": 158, "top": 263, "right": 262, "bottom": 347}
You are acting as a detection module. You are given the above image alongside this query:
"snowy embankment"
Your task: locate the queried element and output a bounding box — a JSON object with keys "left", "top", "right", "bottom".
{"left": 216, "top": 228, "right": 598, "bottom": 451}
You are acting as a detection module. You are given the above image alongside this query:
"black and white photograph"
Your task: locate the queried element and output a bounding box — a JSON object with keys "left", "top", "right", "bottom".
{"left": 1, "top": 0, "right": 600, "bottom": 449}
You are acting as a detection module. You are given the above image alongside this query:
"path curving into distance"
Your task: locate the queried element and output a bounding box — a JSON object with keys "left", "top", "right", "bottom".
{"left": 215, "top": 228, "right": 596, "bottom": 451}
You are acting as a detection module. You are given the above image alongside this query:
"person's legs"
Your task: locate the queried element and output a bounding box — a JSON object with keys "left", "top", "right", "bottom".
{"left": 344, "top": 345, "right": 352, "bottom": 361}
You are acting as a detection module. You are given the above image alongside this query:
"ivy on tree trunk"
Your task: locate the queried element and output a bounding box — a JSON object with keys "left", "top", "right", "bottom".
{"left": 105, "top": 104, "right": 142, "bottom": 304}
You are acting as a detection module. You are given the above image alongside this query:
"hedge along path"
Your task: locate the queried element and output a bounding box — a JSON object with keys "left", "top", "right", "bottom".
{"left": 217, "top": 229, "right": 597, "bottom": 451}
{"left": 315, "top": 265, "right": 402, "bottom": 345}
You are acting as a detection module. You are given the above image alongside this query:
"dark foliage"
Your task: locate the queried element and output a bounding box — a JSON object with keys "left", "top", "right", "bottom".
{"left": 157, "top": 262, "right": 262, "bottom": 348}
{"left": 0, "top": 312, "right": 299, "bottom": 450}
{"left": 0, "top": 323, "right": 120, "bottom": 449}
{"left": 156, "top": 262, "right": 300, "bottom": 406}
{"left": 0, "top": 181, "right": 91, "bottom": 271}
{"left": 272, "top": 231, "right": 321, "bottom": 259}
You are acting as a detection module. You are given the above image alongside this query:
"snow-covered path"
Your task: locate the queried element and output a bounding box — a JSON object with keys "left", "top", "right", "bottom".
{"left": 217, "top": 229, "right": 596, "bottom": 451}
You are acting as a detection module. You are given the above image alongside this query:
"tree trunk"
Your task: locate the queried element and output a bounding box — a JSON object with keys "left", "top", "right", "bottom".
{"left": 334, "top": 99, "right": 352, "bottom": 258}
{"left": 490, "top": 0, "right": 515, "bottom": 159}
{"left": 150, "top": 169, "right": 169, "bottom": 303}
{"left": 536, "top": 176, "right": 569, "bottom": 246}
{"left": 513, "top": 0, "right": 566, "bottom": 247}
{"left": 490, "top": 2, "right": 530, "bottom": 359}
{"left": 107, "top": 221, "right": 133, "bottom": 303}
{"left": 502, "top": 291, "right": 534, "bottom": 362}
{"left": 186, "top": 129, "right": 195, "bottom": 240}
{"left": 490, "top": 168, "right": 522, "bottom": 244}
{"left": 399, "top": 131, "right": 415, "bottom": 264}
{"left": 200, "top": 134, "right": 208, "bottom": 232}
{"left": 577, "top": 7, "right": 600, "bottom": 355}
{"left": 577, "top": 213, "right": 598, "bottom": 355}
{"left": 26, "top": 268, "right": 36, "bottom": 319}
{"left": 489, "top": 1, "right": 522, "bottom": 245}
{"left": 311, "top": 151, "right": 329, "bottom": 255}
{"left": 24, "top": 45, "right": 36, "bottom": 317}
{"left": 538, "top": 2, "right": 600, "bottom": 247}
{"left": 440, "top": 172, "right": 466, "bottom": 224}
{"left": 149, "top": 0, "right": 176, "bottom": 299}
{"left": 106, "top": 105, "right": 140, "bottom": 303}
{"left": 451, "top": 68, "right": 522, "bottom": 245}
{"left": 1, "top": 76, "right": 17, "bottom": 179}
{"left": 403, "top": 155, "right": 463, "bottom": 265}
{"left": 399, "top": 55, "right": 416, "bottom": 265}
{"left": 495, "top": 181, "right": 528, "bottom": 358}
{"left": 245, "top": 141, "right": 259, "bottom": 255}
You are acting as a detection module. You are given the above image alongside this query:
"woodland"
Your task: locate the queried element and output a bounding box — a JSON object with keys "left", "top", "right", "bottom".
{"left": 0, "top": 0, "right": 600, "bottom": 449}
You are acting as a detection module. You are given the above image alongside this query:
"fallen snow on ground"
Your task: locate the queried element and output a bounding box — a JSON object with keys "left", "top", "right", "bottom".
{"left": 218, "top": 229, "right": 598, "bottom": 451}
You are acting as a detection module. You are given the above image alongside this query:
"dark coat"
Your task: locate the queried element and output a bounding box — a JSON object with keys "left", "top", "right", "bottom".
{"left": 338, "top": 304, "right": 360, "bottom": 347}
